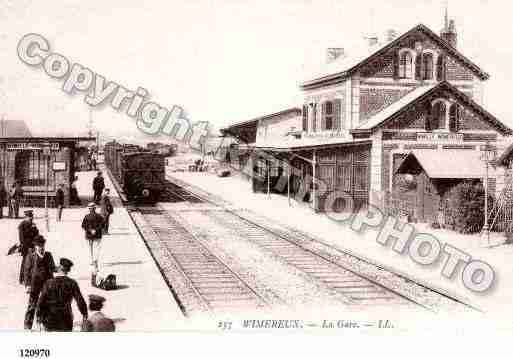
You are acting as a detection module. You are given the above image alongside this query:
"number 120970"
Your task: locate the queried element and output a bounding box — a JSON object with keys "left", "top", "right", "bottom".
{"left": 19, "top": 349, "right": 51, "bottom": 358}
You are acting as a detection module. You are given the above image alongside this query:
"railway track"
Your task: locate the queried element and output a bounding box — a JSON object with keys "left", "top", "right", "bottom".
{"left": 201, "top": 209, "right": 414, "bottom": 307}
{"left": 160, "top": 176, "right": 476, "bottom": 313}
{"left": 132, "top": 206, "right": 269, "bottom": 316}
{"left": 126, "top": 175, "right": 474, "bottom": 315}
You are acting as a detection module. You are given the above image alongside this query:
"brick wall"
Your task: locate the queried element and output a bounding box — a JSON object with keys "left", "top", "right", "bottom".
{"left": 360, "top": 88, "right": 411, "bottom": 122}
{"left": 446, "top": 56, "right": 475, "bottom": 81}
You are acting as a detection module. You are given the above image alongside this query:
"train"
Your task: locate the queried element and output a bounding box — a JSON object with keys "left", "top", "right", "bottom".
{"left": 103, "top": 141, "right": 166, "bottom": 202}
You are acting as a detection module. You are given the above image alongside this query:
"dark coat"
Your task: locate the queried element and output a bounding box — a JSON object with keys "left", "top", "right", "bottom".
{"left": 18, "top": 220, "right": 39, "bottom": 256}
{"left": 93, "top": 176, "right": 105, "bottom": 192}
{"left": 11, "top": 187, "right": 24, "bottom": 200}
{"left": 81, "top": 212, "right": 104, "bottom": 240}
{"left": 81, "top": 312, "right": 115, "bottom": 332}
{"left": 100, "top": 195, "right": 113, "bottom": 217}
{"left": 0, "top": 185, "right": 7, "bottom": 206}
{"left": 24, "top": 251, "right": 55, "bottom": 291}
{"left": 56, "top": 189, "right": 65, "bottom": 206}
{"left": 36, "top": 275, "right": 88, "bottom": 331}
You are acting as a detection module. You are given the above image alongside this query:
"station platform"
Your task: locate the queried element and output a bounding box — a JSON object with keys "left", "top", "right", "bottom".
{"left": 0, "top": 170, "right": 184, "bottom": 331}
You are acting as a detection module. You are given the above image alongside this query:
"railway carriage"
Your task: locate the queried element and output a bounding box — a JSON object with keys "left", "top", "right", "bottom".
{"left": 104, "top": 141, "right": 166, "bottom": 202}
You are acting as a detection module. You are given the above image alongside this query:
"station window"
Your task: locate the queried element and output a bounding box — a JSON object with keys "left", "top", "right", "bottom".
{"left": 436, "top": 55, "right": 446, "bottom": 81}
{"left": 449, "top": 103, "right": 461, "bottom": 132}
{"left": 423, "top": 53, "right": 434, "bottom": 80}
{"left": 399, "top": 52, "right": 413, "bottom": 79}
{"left": 324, "top": 101, "right": 334, "bottom": 130}
{"left": 15, "top": 151, "right": 51, "bottom": 187}
{"left": 431, "top": 101, "right": 446, "bottom": 130}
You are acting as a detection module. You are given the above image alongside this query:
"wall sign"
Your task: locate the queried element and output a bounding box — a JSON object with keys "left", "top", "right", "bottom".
{"left": 6, "top": 142, "right": 60, "bottom": 151}
{"left": 52, "top": 161, "right": 66, "bottom": 171}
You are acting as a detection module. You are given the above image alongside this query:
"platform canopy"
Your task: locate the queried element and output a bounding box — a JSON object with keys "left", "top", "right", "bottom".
{"left": 396, "top": 150, "right": 486, "bottom": 179}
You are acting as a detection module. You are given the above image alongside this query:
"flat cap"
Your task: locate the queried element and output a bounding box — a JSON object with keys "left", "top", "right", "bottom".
{"left": 59, "top": 257, "right": 74, "bottom": 270}
{"left": 33, "top": 235, "right": 46, "bottom": 246}
{"left": 88, "top": 294, "right": 106, "bottom": 304}
{"left": 24, "top": 210, "right": 34, "bottom": 217}
{"left": 87, "top": 202, "right": 96, "bottom": 208}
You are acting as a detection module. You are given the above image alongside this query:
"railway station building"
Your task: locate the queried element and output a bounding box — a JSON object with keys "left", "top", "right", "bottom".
{"left": 221, "top": 16, "right": 513, "bottom": 223}
{"left": 0, "top": 120, "right": 95, "bottom": 206}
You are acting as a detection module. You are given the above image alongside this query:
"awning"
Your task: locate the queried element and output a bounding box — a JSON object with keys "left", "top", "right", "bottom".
{"left": 396, "top": 150, "right": 486, "bottom": 179}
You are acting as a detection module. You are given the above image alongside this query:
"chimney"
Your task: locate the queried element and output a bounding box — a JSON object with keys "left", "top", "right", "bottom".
{"left": 326, "top": 48, "right": 345, "bottom": 63}
{"left": 386, "top": 29, "right": 397, "bottom": 42}
{"left": 440, "top": 9, "right": 458, "bottom": 48}
{"left": 367, "top": 36, "right": 379, "bottom": 47}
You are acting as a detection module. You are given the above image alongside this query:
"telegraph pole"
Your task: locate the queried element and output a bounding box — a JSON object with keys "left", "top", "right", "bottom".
{"left": 43, "top": 144, "right": 51, "bottom": 232}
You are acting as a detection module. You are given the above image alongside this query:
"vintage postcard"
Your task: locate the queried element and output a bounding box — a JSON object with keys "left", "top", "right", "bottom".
{"left": 1, "top": 0, "right": 512, "bottom": 357}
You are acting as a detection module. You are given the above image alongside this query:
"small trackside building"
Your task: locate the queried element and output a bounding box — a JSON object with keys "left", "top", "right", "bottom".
{"left": 0, "top": 120, "right": 95, "bottom": 206}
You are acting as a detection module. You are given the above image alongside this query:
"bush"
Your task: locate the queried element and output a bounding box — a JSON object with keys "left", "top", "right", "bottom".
{"left": 445, "top": 180, "right": 494, "bottom": 234}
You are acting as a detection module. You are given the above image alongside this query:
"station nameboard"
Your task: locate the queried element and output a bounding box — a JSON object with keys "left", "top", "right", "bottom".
{"left": 6, "top": 143, "right": 60, "bottom": 151}
{"left": 417, "top": 132, "right": 464, "bottom": 143}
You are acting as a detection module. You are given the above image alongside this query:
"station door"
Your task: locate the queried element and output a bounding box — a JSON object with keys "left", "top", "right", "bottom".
{"left": 317, "top": 145, "right": 371, "bottom": 213}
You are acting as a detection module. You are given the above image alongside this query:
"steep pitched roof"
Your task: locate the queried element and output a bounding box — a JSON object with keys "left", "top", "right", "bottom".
{"left": 301, "top": 23, "right": 489, "bottom": 89}
{"left": 351, "top": 81, "right": 512, "bottom": 135}
{"left": 0, "top": 120, "right": 32, "bottom": 137}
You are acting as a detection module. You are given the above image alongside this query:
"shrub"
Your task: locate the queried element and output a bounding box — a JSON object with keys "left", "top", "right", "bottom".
{"left": 445, "top": 180, "right": 494, "bottom": 234}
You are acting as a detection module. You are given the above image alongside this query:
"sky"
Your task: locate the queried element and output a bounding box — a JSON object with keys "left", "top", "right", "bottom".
{"left": 0, "top": 0, "right": 511, "bottom": 141}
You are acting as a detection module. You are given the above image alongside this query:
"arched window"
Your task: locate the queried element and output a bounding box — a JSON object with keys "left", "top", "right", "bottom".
{"left": 436, "top": 55, "right": 446, "bottom": 81}
{"left": 415, "top": 54, "right": 422, "bottom": 80}
{"left": 432, "top": 101, "right": 446, "bottom": 130}
{"left": 423, "top": 53, "right": 434, "bottom": 80}
{"left": 449, "top": 103, "right": 461, "bottom": 132}
{"left": 399, "top": 52, "right": 413, "bottom": 79}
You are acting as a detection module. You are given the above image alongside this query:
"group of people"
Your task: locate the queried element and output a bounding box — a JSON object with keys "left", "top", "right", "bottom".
{"left": 0, "top": 180, "right": 25, "bottom": 219}
{"left": 10, "top": 171, "right": 117, "bottom": 332}
{"left": 17, "top": 209, "right": 115, "bottom": 332}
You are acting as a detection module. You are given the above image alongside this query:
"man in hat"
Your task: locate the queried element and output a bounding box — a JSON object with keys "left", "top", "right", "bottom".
{"left": 18, "top": 210, "right": 39, "bottom": 284}
{"left": 92, "top": 171, "right": 105, "bottom": 204}
{"left": 23, "top": 235, "right": 55, "bottom": 330}
{"left": 100, "top": 188, "right": 114, "bottom": 234}
{"left": 36, "top": 258, "right": 88, "bottom": 332}
{"left": 81, "top": 203, "right": 104, "bottom": 286}
{"left": 81, "top": 294, "right": 115, "bottom": 332}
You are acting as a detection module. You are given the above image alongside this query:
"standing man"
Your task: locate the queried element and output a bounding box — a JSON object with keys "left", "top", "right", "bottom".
{"left": 0, "top": 180, "right": 6, "bottom": 219}
{"left": 55, "top": 184, "right": 65, "bottom": 222}
{"left": 18, "top": 210, "right": 39, "bottom": 284}
{"left": 70, "top": 175, "right": 81, "bottom": 206}
{"left": 81, "top": 295, "right": 115, "bottom": 332}
{"left": 11, "top": 181, "right": 23, "bottom": 218}
{"left": 23, "top": 235, "right": 55, "bottom": 330}
{"left": 81, "top": 203, "right": 104, "bottom": 286}
{"left": 100, "top": 188, "right": 113, "bottom": 234}
{"left": 92, "top": 171, "right": 105, "bottom": 204}
{"left": 36, "top": 258, "right": 88, "bottom": 332}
